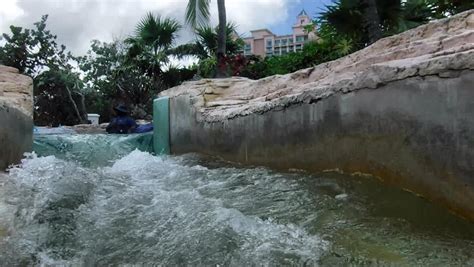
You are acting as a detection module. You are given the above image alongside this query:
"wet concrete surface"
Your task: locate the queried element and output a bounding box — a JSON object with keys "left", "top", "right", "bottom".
{"left": 0, "top": 103, "right": 32, "bottom": 170}
{"left": 168, "top": 70, "right": 474, "bottom": 220}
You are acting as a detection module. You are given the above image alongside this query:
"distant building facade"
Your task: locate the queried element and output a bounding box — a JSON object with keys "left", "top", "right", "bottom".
{"left": 242, "top": 10, "right": 317, "bottom": 58}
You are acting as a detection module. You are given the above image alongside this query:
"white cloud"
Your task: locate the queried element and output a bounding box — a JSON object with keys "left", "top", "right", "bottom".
{"left": 0, "top": 0, "right": 25, "bottom": 31}
{"left": 214, "top": 0, "right": 292, "bottom": 35}
{"left": 0, "top": 0, "right": 296, "bottom": 55}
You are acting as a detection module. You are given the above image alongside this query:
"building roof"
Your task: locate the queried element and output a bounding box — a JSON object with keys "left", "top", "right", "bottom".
{"left": 250, "top": 28, "right": 274, "bottom": 34}
{"left": 275, "top": 34, "right": 293, "bottom": 39}
{"left": 298, "top": 9, "right": 308, "bottom": 17}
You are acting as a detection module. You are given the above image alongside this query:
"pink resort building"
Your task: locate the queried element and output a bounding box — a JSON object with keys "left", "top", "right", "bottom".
{"left": 242, "top": 10, "right": 317, "bottom": 57}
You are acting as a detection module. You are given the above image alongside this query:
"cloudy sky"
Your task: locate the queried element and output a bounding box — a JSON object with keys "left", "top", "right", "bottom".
{"left": 0, "top": 0, "right": 333, "bottom": 56}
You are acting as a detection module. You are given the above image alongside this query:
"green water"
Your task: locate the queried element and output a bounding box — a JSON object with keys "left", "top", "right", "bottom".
{"left": 0, "top": 134, "right": 473, "bottom": 266}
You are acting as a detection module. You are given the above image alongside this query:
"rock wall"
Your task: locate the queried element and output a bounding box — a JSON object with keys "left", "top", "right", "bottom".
{"left": 160, "top": 11, "right": 474, "bottom": 220}
{"left": 0, "top": 65, "right": 33, "bottom": 170}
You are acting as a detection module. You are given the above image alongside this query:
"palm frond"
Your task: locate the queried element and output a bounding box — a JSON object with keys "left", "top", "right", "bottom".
{"left": 135, "top": 12, "right": 181, "bottom": 53}
{"left": 185, "top": 0, "right": 211, "bottom": 28}
{"left": 166, "top": 43, "right": 208, "bottom": 60}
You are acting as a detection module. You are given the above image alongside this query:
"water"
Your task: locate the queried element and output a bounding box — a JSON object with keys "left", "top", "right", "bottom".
{"left": 0, "top": 134, "right": 473, "bottom": 266}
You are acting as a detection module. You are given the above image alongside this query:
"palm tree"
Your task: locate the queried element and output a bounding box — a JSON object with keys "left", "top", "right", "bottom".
{"left": 430, "top": 0, "right": 474, "bottom": 17}
{"left": 319, "top": 0, "right": 437, "bottom": 48}
{"left": 361, "top": 0, "right": 382, "bottom": 44}
{"left": 135, "top": 12, "right": 181, "bottom": 56}
{"left": 185, "top": 0, "right": 228, "bottom": 77}
{"left": 397, "top": 0, "right": 435, "bottom": 32}
{"left": 125, "top": 12, "right": 181, "bottom": 88}
{"left": 168, "top": 23, "right": 243, "bottom": 60}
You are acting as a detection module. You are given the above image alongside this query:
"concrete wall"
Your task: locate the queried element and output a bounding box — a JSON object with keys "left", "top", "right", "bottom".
{"left": 253, "top": 39, "right": 265, "bottom": 57}
{"left": 169, "top": 70, "right": 474, "bottom": 221}
{"left": 0, "top": 66, "right": 33, "bottom": 170}
{"left": 0, "top": 104, "right": 33, "bottom": 169}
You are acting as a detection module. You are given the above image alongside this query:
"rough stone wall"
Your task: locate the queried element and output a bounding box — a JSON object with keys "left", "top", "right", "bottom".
{"left": 160, "top": 11, "right": 474, "bottom": 220}
{"left": 0, "top": 65, "right": 33, "bottom": 170}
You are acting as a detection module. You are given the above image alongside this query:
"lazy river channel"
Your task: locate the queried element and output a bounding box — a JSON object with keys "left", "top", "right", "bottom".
{"left": 0, "top": 133, "right": 473, "bottom": 266}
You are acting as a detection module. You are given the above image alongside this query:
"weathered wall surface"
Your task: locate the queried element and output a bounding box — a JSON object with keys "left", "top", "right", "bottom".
{"left": 0, "top": 65, "right": 33, "bottom": 170}
{"left": 160, "top": 11, "right": 474, "bottom": 220}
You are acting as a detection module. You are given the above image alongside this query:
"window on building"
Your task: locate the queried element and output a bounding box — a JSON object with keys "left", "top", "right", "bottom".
{"left": 295, "top": 36, "right": 305, "bottom": 43}
{"left": 288, "top": 45, "right": 294, "bottom": 52}
{"left": 266, "top": 40, "right": 273, "bottom": 47}
{"left": 266, "top": 51, "right": 273, "bottom": 57}
{"left": 281, "top": 39, "right": 287, "bottom": 46}
{"left": 296, "top": 44, "right": 303, "bottom": 52}
{"left": 275, "top": 39, "right": 281, "bottom": 46}
{"left": 274, "top": 48, "right": 281, "bottom": 55}
{"left": 288, "top": 38, "right": 293, "bottom": 44}
{"left": 244, "top": 43, "right": 252, "bottom": 54}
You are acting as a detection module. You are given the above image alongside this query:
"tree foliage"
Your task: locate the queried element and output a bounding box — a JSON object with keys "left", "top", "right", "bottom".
{"left": 185, "top": 0, "right": 228, "bottom": 77}
{"left": 78, "top": 12, "right": 196, "bottom": 122}
{"left": 0, "top": 15, "right": 87, "bottom": 126}
{"left": 1, "top": 1, "right": 470, "bottom": 126}
{"left": 34, "top": 68, "right": 87, "bottom": 126}
{"left": 78, "top": 40, "right": 153, "bottom": 121}
{"left": 135, "top": 13, "right": 182, "bottom": 55}
{"left": 239, "top": 35, "right": 354, "bottom": 80}
{"left": 0, "top": 15, "right": 72, "bottom": 76}
{"left": 169, "top": 22, "right": 243, "bottom": 78}
{"left": 235, "top": 0, "right": 471, "bottom": 80}
{"left": 170, "top": 23, "right": 243, "bottom": 60}
{"left": 0, "top": 13, "right": 196, "bottom": 125}
{"left": 431, "top": 0, "right": 474, "bottom": 17}
{"left": 185, "top": 0, "right": 211, "bottom": 29}
{"left": 318, "top": 0, "right": 473, "bottom": 49}
{"left": 124, "top": 12, "right": 183, "bottom": 91}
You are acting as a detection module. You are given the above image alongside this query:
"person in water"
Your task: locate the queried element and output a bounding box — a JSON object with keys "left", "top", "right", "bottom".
{"left": 106, "top": 104, "right": 137, "bottom": 134}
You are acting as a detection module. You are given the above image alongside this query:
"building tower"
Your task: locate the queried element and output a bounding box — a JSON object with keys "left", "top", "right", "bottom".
{"left": 242, "top": 10, "right": 317, "bottom": 57}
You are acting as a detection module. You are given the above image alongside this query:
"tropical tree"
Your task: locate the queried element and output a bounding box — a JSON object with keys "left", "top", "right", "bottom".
{"left": 0, "top": 15, "right": 87, "bottom": 125}
{"left": 430, "top": 0, "right": 474, "bottom": 17}
{"left": 185, "top": 0, "right": 228, "bottom": 77}
{"left": 397, "top": 0, "right": 436, "bottom": 32}
{"left": 79, "top": 38, "right": 197, "bottom": 121}
{"left": 361, "top": 0, "right": 382, "bottom": 44}
{"left": 125, "top": 12, "right": 181, "bottom": 88}
{"left": 169, "top": 23, "right": 243, "bottom": 60}
{"left": 319, "top": 0, "right": 397, "bottom": 46}
{"left": 318, "top": 0, "right": 439, "bottom": 48}
{"left": 79, "top": 13, "right": 198, "bottom": 121}
{"left": 79, "top": 39, "right": 160, "bottom": 121}
{"left": 34, "top": 68, "right": 87, "bottom": 126}
{"left": 0, "top": 15, "right": 72, "bottom": 76}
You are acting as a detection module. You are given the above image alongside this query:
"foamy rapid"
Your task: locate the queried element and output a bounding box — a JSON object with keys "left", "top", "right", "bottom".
{"left": 0, "top": 134, "right": 473, "bottom": 266}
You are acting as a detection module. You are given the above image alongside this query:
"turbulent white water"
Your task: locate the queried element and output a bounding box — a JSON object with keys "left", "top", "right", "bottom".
{"left": 0, "top": 134, "right": 473, "bottom": 266}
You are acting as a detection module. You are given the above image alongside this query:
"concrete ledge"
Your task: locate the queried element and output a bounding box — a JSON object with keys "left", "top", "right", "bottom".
{"left": 168, "top": 70, "right": 474, "bottom": 221}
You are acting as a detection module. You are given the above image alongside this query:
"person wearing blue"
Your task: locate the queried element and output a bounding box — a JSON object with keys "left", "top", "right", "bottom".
{"left": 106, "top": 104, "right": 137, "bottom": 134}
